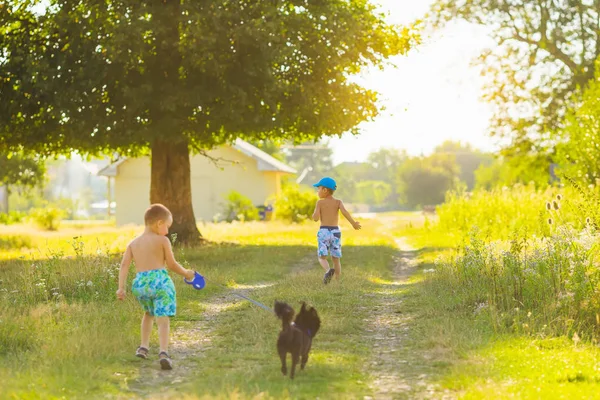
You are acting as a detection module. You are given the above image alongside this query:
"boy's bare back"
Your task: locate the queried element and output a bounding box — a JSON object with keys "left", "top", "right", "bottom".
{"left": 126, "top": 232, "right": 171, "bottom": 273}
{"left": 317, "top": 197, "right": 342, "bottom": 226}
{"left": 314, "top": 195, "right": 361, "bottom": 230}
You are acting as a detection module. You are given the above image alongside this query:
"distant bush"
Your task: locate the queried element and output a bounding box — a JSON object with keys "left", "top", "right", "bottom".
{"left": 222, "top": 191, "right": 259, "bottom": 222}
{"left": 0, "top": 211, "right": 26, "bottom": 225}
{"left": 29, "top": 207, "right": 65, "bottom": 231}
{"left": 0, "top": 234, "right": 33, "bottom": 250}
{"left": 274, "top": 185, "right": 316, "bottom": 223}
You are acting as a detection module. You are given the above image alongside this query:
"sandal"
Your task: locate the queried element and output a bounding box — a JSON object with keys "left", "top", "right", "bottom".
{"left": 159, "top": 351, "right": 173, "bottom": 370}
{"left": 323, "top": 268, "right": 335, "bottom": 284}
{"left": 135, "top": 346, "right": 149, "bottom": 359}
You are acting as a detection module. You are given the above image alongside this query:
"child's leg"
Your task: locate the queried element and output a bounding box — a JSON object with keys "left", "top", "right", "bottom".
{"left": 332, "top": 257, "right": 341, "bottom": 279}
{"left": 156, "top": 316, "right": 170, "bottom": 354}
{"left": 331, "top": 229, "right": 342, "bottom": 279}
{"left": 318, "top": 256, "right": 330, "bottom": 271}
{"left": 317, "top": 229, "right": 331, "bottom": 272}
{"left": 141, "top": 312, "right": 154, "bottom": 349}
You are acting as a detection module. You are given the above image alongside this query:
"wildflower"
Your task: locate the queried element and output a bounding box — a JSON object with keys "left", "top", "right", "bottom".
{"left": 86, "top": 281, "right": 93, "bottom": 287}
{"left": 557, "top": 194, "right": 563, "bottom": 201}
{"left": 546, "top": 202, "right": 552, "bottom": 211}
{"left": 474, "top": 302, "right": 488, "bottom": 315}
{"left": 553, "top": 200, "right": 560, "bottom": 210}
{"left": 527, "top": 311, "right": 532, "bottom": 318}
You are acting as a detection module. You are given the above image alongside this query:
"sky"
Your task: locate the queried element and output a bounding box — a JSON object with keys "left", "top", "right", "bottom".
{"left": 329, "top": 0, "right": 498, "bottom": 165}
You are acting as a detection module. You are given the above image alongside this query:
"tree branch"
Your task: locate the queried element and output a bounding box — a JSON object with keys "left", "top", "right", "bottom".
{"left": 196, "top": 148, "right": 239, "bottom": 169}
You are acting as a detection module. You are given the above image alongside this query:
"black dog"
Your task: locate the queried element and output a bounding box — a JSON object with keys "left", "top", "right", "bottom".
{"left": 274, "top": 301, "right": 321, "bottom": 379}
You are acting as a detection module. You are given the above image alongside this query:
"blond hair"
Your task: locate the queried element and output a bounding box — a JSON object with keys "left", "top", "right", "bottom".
{"left": 144, "top": 204, "right": 172, "bottom": 226}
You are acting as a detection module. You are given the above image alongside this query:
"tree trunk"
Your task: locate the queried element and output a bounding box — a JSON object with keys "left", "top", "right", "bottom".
{"left": 0, "top": 185, "right": 8, "bottom": 214}
{"left": 150, "top": 139, "right": 202, "bottom": 246}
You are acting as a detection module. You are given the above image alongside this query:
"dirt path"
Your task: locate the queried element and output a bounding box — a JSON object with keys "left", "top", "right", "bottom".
{"left": 364, "top": 238, "right": 450, "bottom": 400}
{"left": 124, "top": 250, "right": 314, "bottom": 398}
{"left": 127, "top": 282, "right": 276, "bottom": 399}
{"left": 125, "top": 290, "right": 238, "bottom": 398}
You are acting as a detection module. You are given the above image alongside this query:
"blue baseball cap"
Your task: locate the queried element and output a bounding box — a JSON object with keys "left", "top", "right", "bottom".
{"left": 313, "top": 177, "right": 337, "bottom": 190}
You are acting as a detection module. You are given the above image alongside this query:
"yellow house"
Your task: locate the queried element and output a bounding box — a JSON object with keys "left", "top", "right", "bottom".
{"left": 98, "top": 139, "right": 296, "bottom": 226}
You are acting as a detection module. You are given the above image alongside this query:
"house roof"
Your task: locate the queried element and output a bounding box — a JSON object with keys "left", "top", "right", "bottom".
{"left": 96, "top": 139, "right": 296, "bottom": 177}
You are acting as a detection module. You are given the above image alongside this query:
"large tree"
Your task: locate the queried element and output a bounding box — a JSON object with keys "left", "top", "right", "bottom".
{"left": 430, "top": 1, "right": 600, "bottom": 157}
{"left": 0, "top": 1, "right": 416, "bottom": 244}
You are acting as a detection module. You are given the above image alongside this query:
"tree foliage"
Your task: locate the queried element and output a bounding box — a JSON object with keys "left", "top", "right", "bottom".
{"left": 0, "top": 152, "right": 46, "bottom": 189}
{"left": 474, "top": 155, "right": 550, "bottom": 189}
{"left": 354, "top": 180, "right": 392, "bottom": 207}
{"left": 0, "top": 0, "right": 417, "bottom": 243}
{"left": 434, "top": 141, "right": 493, "bottom": 189}
{"left": 429, "top": 1, "right": 600, "bottom": 155}
{"left": 555, "top": 64, "right": 600, "bottom": 184}
{"left": 397, "top": 153, "right": 460, "bottom": 207}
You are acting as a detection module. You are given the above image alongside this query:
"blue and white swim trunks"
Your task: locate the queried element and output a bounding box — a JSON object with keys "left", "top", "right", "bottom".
{"left": 131, "top": 268, "right": 176, "bottom": 317}
{"left": 317, "top": 226, "right": 342, "bottom": 258}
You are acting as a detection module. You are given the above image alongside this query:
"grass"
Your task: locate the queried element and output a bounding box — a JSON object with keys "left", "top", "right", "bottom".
{"left": 391, "top": 186, "right": 600, "bottom": 399}
{"left": 390, "top": 245, "right": 600, "bottom": 398}
{"left": 0, "top": 219, "right": 405, "bottom": 399}
{"left": 4, "top": 201, "right": 600, "bottom": 399}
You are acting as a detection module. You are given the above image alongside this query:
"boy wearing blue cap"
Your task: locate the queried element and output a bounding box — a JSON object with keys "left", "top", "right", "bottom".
{"left": 311, "top": 177, "right": 361, "bottom": 284}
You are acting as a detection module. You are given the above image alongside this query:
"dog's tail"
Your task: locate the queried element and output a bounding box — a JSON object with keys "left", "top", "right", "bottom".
{"left": 274, "top": 301, "right": 295, "bottom": 331}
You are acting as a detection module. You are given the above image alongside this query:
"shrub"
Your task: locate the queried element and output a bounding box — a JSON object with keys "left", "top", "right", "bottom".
{"left": 0, "top": 211, "right": 26, "bottom": 225}
{"left": 274, "top": 185, "right": 316, "bottom": 223}
{"left": 29, "top": 206, "right": 65, "bottom": 231}
{"left": 221, "top": 191, "right": 259, "bottom": 222}
{"left": 0, "top": 235, "right": 32, "bottom": 250}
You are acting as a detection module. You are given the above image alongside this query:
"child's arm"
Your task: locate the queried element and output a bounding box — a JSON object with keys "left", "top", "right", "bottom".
{"left": 116, "top": 245, "right": 133, "bottom": 300}
{"left": 162, "top": 237, "right": 195, "bottom": 280}
{"left": 339, "top": 200, "right": 361, "bottom": 230}
{"left": 312, "top": 200, "right": 321, "bottom": 222}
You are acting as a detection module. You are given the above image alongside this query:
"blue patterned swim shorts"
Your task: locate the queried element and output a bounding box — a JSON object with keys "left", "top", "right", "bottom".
{"left": 317, "top": 226, "right": 342, "bottom": 258}
{"left": 131, "top": 269, "right": 176, "bottom": 317}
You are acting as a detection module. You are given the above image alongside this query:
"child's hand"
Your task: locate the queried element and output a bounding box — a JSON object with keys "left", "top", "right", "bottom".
{"left": 184, "top": 269, "right": 195, "bottom": 281}
{"left": 352, "top": 221, "right": 362, "bottom": 230}
{"left": 116, "top": 288, "right": 126, "bottom": 300}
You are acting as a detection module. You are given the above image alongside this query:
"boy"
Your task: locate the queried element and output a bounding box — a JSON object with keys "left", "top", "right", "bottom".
{"left": 116, "top": 203, "right": 195, "bottom": 370}
{"left": 311, "top": 177, "right": 361, "bottom": 284}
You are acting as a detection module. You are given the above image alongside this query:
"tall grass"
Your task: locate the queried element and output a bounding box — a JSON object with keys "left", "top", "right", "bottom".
{"left": 418, "top": 184, "right": 600, "bottom": 339}
{"left": 435, "top": 184, "right": 597, "bottom": 241}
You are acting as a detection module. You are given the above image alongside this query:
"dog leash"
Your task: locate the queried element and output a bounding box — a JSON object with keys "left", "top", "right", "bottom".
{"left": 185, "top": 271, "right": 274, "bottom": 313}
